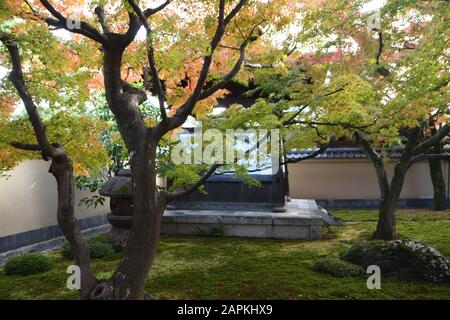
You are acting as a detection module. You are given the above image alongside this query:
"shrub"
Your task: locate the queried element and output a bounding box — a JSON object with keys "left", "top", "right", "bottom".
{"left": 4, "top": 253, "right": 52, "bottom": 276}
{"left": 89, "top": 241, "right": 114, "bottom": 259}
{"left": 62, "top": 239, "right": 114, "bottom": 260}
{"left": 111, "top": 241, "right": 125, "bottom": 253}
{"left": 312, "top": 258, "right": 364, "bottom": 278}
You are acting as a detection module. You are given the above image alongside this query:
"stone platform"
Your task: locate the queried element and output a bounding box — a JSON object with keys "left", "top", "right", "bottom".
{"left": 161, "top": 199, "right": 324, "bottom": 240}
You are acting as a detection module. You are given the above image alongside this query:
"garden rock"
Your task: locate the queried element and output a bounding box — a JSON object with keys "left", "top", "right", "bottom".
{"left": 341, "top": 240, "right": 450, "bottom": 283}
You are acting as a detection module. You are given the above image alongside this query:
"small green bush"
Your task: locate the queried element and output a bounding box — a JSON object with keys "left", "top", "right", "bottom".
{"left": 312, "top": 258, "right": 364, "bottom": 278}
{"left": 89, "top": 241, "right": 114, "bottom": 258}
{"left": 111, "top": 241, "right": 125, "bottom": 253}
{"left": 4, "top": 253, "right": 52, "bottom": 276}
{"left": 62, "top": 239, "right": 114, "bottom": 260}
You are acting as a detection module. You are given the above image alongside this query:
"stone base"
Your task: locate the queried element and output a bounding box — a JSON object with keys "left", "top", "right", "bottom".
{"left": 107, "top": 227, "right": 130, "bottom": 244}
{"left": 161, "top": 199, "right": 324, "bottom": 240}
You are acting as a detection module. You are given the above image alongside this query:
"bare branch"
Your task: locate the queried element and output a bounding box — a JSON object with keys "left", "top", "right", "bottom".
{"left": 10, "top": 141, "right": 42, "bottom": 151}
{"left": 40, "top": 0, "right": 107, "bottom": 45}
{"left": 354, "top": 131, "right": 390, "bottom": 196}
{"left": 199, "top": 41, "right": 248, "bottom": 99}
{"left": 128, "top": 0, "right": 167, "bottom": 123}
{"left": 94, "top": 5, "right": 111, "bottom": 34}
{"left": 143, "top": 0, "right": 172, "bottom": 17}
{"left": 413, "top": 124, "right": 450, "bottom": 155}
{"left": 290, "top": 119, "right": 378, "bottom": 134}
{"left": 166, "top": 0, "right": 248, "bottom": 131}
{"left": 224, "top": 0, "right": 247, "bottom": 26}
{"left": 376, "top": 31, "right": 383, "bottom": 65}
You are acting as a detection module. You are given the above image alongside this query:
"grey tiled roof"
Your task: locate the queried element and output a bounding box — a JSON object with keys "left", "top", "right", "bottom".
{"left": 286, "top": 147, "right": 450, "bottom": 160}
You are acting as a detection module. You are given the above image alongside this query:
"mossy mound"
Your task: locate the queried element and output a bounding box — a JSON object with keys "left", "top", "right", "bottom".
{"left": 4, "top": 253, "right": 52, "bottom": 276}
{"left": 341, "top": 240, "right": 450, "bottom": 283}
{"left": 312, "top": 258, "right": 364, "bottom": 278}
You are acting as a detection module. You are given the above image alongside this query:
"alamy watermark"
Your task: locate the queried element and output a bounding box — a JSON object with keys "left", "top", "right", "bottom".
{"left": 171, "top": 125, "right": 281, "bottom": 174}
{"left": 367, "top": 8, "right": 381, "bottom": 30}
{"left": 66, "top": 18, "right": 81, "bottom": 30}
{"left": 67, "top": 264, "right": 81, "bottom": 290}
{"left": 366, "top": 265, "right": 381, "bottom": 290}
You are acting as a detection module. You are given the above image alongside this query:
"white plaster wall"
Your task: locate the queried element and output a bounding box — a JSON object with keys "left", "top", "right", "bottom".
{"left": 0, "top": 160, "right": 109, "bottom": 237}
{"left": 288, "top": 159, "right": 448, "bottom": 200}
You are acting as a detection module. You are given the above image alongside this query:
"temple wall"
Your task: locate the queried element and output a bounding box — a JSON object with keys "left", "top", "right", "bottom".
{"left": 288, "top": 159, "right": 449, "bottom": 208}
{"left": 0, "top": 160, "right": 109, "bottom": 250}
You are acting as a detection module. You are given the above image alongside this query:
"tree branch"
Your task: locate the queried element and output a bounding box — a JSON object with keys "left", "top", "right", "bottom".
{"left": 166, "top": 164, "right": 221, "bottom": 201}
{"left": 168, "top": 0, "right": 247, "bottom": 129}
{"left": 0, "top": 32, "right": 59, "bottom": 158}
{"left": 244, "top": 62, "right": 275, "bottom": 68}
{"left": 376, "top": 30, "right": 383, "bottom": 65}
{"left": 354, "top": 131, "right": 390, "bottom": 196}
{"left": 413, "top": 125, "right": 450, "bottom": 156}
{"left": 165, "top": 118, "right": 270, "bottom": 201}
{"left": 408, "top": 154, "right": 450, "bottom": 167}
{"left": 283, "top": 86, "right": 347, "bottom": 126}
{"left": 199, "top": 41, "right": 248, "bottom": 100}
{"left": 199, "top": 21, "right": 262, "bottom": 100}
{"left": 94, "top": 5, "right": 111, "bottom": 34}
{"left": 128, "top": 0, "right": 167, "bottom": 123}
{"left": 224, "top": 0, "right": 247, "bottom": 26}
{"left": 143, "top": 0, "right": 172, "bottom": 17}
{"left": 289, "top": 119, "right": 378, "bottom": 134}
{"left": 10, "top": 141, "right": 42, "bottom": 151}
{"left": 40, "top": 0, "right": 107, "bottom": 45}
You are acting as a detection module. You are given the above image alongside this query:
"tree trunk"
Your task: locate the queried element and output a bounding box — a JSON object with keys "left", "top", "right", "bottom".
{"left": 49, "top": 153, "right": 96, "bottom": 300}
{"left": 373, "top": 193, "right": 398, "bottom": 241}
{"left": 372, "top": 164, "right": 407, "bottom": 240}
{"left": 428, "top": 144, "right": 446, "bottom": 211}
{"left": 111, "top": 137, "right": 165, "bottom": 299}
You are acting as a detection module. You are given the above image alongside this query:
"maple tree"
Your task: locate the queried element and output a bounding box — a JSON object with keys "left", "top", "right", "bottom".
{"left": 0, "top": 0, "right": 294, "bottom": 299}
{"left": 271, "top": 0, "right": 450, "bottom": 240}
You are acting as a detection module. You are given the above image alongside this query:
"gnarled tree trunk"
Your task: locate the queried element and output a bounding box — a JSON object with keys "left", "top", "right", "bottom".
{"left": 112, "top": 139, "right": 165, "bottom": 299}
{"left": 372, "top": 163, "right": 407, "bottom": 240}
{"left": 49, "top": 152, "right": 97, "bottom": 299}
{"left": 0, "top": 34, "right": 96, "bottom": 300}
{"left": 356, "top": 125, "right": 450, "bottom": 241}
{"left": 6, "top": 0, "right": 252, "bottom": 300}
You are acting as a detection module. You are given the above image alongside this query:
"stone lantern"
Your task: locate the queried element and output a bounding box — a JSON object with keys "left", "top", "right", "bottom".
{"left": 99, "top": 169, "right": 133, "bottom": 243}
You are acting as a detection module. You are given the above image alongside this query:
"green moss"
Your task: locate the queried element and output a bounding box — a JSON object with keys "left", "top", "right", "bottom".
{"left": 0, "top": 209, "right": 449, "bottom": 299}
